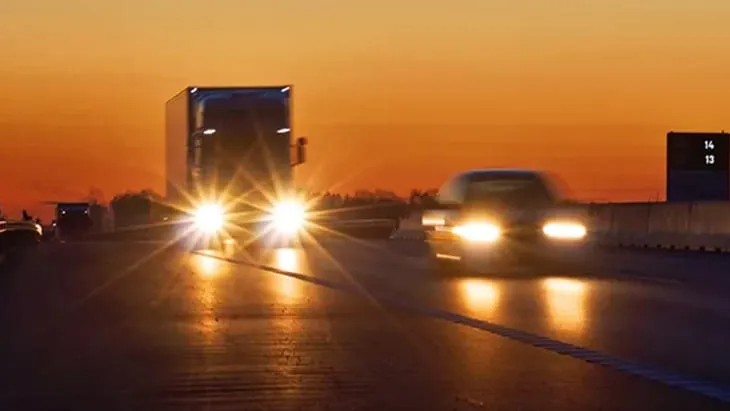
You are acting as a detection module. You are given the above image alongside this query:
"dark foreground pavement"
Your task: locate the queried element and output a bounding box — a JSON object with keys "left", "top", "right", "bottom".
{"left": 0, "top": 241, "right": 729, "bottom": 410}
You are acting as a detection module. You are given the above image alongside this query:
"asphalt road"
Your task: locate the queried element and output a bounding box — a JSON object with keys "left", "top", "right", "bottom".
{"left": 1, "top": 239, "right": 730, "bottom": 410}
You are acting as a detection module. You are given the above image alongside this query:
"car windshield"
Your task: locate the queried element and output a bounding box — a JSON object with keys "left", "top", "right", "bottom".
{"left": 464, "top": 174, "right": 555, "bottom": 208}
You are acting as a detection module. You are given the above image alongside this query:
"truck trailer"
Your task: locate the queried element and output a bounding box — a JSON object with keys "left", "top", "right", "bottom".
{"left": 165, "top": 86, "right": 308, "bottom": 249}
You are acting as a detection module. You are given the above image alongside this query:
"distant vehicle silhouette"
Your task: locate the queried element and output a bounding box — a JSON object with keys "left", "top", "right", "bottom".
{"left": 55, "top": 203, "right": 92, "bottom": 240}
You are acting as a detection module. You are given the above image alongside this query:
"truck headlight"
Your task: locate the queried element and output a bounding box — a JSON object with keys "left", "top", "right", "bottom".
{"left": 271, "top": 201, "right": 306, "bottom": 235}
{"left": 194, "top": 203, "right": 225, "bottom": 234}
{"left": 542, "top": 221, "right": 586, "bottom": 240}
{"left": 452, "top": 223, "right": 501, "bottom": 243}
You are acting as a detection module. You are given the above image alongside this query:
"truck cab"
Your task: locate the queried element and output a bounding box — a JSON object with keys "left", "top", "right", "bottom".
{"left": 166, "top": 86, "right": 308, "bottom": 250}
{"left": 55, "top": 202, "right": 93, "bottom": 240}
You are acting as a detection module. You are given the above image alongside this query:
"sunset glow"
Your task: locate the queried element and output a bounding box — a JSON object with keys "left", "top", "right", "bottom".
{"left": 2, "top": 1, "right": 729, "bottom": 219}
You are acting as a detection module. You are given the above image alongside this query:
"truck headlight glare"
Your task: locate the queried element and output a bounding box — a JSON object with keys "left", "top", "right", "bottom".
{"left": 194, "top": 204, "right": 225, "bottom": 234}
{"left": 271, "top": 201, "right": 306, "bottom": 234}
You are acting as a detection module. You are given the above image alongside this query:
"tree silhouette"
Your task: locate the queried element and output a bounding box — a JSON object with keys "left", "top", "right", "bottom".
{"left": 106, "top": 187, "right": 449, "bottom": 229}
{"left": 110, "top": 191, "right": 156, "bottom": 229}
{"left": 87, "top": 187, "right": 106, "bottom": 205}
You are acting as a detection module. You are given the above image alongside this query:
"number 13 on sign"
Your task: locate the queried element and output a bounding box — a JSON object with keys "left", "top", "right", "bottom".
{"left": 706, "top": 154, "right": 715, "bottom": 165}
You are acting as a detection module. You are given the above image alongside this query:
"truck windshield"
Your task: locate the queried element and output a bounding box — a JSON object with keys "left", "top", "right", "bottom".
{"left": 211, "top": 98, "right": 290, "bottom": 185}
{"left": 464, "top": 174, "right": 555, "bottom": 208}
{"left": 57, "top": 204, "right": 90, "bottom": 216}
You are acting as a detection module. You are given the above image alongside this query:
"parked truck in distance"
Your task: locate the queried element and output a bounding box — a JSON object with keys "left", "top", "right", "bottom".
{"left": 165, "top": 86, "right": 308, "bottom": 249}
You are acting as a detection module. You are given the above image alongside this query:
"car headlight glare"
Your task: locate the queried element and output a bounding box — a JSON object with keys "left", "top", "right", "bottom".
{"left": 194, "top": 204, "right": 225, "bottom": 234}
{"left": 542, "top": 221, "right": 586, "bottom": 240}
{"left": 452, "top": 223, "right": 500, "bottom": 243}
{"left": 271, "top": 201, "right": 306, "bottom": 234}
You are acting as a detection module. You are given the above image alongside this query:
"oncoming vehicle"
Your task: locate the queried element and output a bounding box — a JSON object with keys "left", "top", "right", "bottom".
{"left": 423, "top": 169, "right": 590, "bottom": 275}
{"left": 55, "top": 202, "right": 93, "bottom": 240}
{"left": 165, "top": 86, "right": 309, "bottom": 250}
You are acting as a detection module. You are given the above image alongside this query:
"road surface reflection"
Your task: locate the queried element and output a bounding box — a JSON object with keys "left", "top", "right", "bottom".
{"left": 272, "top": 248, "right": 303, "bottom": 302}
{"left": 460, "top": 279, "right": 501, "bottom": 317}
{"left": 191, "top": 251, "right": 226, "bottom": 343}
{"left": 196, "top": 252, "right": 221, "bottom": 279}
{"left": 542, "top": 277, "right": 589, "bottom": 335}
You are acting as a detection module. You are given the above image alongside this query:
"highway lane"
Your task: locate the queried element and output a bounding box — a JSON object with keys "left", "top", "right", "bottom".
{"left": 311, "top": 237, "right": 730, "bottom": 292}
{"left": 215, "top": 239, "right": 730, "bottom": 395}
{"left": 0, "top": 241, "right": 729, "bottom": 410}
{"left": 595, "top": 246, "right": 730, "bottom": 290}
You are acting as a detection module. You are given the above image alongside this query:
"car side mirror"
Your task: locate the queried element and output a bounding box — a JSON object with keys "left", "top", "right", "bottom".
{"left": 293, "top": 137, "right": 307, "bottom": 166}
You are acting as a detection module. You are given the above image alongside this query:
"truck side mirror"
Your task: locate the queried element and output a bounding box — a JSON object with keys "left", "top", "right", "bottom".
{"left": 294, "top": 137, "right": 308, "bottom": 166}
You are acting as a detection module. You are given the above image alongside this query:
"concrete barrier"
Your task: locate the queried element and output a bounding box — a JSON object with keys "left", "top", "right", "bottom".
{"left": 589, "top": 201, "right": 730, "bottom": 252}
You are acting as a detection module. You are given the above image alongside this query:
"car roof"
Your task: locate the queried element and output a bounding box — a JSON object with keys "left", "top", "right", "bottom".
{"left": 455, "top": 168, "right": 543, "bottom": 180}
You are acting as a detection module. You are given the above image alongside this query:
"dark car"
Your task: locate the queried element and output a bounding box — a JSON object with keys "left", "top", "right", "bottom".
{"left": 0, "top": 220, "right": 42, "bottom": 267}
{"left": 423, "top": 169, "right": 590, "bottom": 275}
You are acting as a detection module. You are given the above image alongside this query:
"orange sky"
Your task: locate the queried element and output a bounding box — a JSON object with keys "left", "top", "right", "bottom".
{"left": 1, "top": 1, "right": 729, "bottom": 219}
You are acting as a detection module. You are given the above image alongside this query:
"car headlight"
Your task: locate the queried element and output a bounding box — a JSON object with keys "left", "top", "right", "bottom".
{"left": 422, "top": 210, "right": 445, "bottom": 227}
{"left": 452, "top": 223, "right": 501, "bottom": 243}
{"left": 271, "top": 201, "right": 306, "bottom": 235}
{"left": 194, "top": 204, "right": 225, "bottom": 234}
{"left": 422, "top": 217, "right": 445, "bottom": 226}
{"left": 542, "top": 221, "right": 586, "bottom": 240}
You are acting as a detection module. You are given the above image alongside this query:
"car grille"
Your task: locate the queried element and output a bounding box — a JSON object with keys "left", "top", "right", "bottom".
{"left": 503, "top": 222, "right": 541, "bottom": 242}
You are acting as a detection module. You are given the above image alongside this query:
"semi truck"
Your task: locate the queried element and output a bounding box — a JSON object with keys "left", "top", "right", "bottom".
{"left": 165, "top": 86, "right": 308, "bottom": 249}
